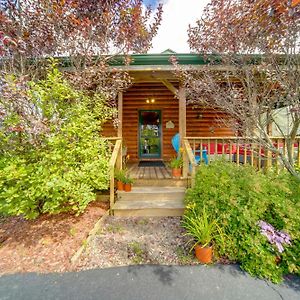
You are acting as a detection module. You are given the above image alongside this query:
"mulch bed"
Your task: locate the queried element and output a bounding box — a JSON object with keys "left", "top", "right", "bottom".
{"left": 0, "top": 201, "right": 108, "bottom": 275}
{"left": 74, "top": 216, "right": 199, "bottom": 271}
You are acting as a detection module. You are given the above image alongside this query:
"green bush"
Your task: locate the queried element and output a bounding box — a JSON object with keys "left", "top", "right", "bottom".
{"left": 184, "top": 160, "right": 300, "bottom": 283}
{"left": 0, "top": 64, "right": 114, "bottom": 219}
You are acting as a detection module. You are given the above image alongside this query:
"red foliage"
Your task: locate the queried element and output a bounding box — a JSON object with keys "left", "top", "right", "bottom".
{"left": 188, "top": 0, "right": 300, "bottom": 54}
{"left": 0, "top": 0, "right": 163, "bottom": 64}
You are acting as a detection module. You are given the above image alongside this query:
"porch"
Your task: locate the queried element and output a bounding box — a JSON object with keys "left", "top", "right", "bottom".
{"left": 127, "top": 163, "right": 172, "bottom": 179}
{"left": 107, "top": 136, "right": 300, "bottom": 216}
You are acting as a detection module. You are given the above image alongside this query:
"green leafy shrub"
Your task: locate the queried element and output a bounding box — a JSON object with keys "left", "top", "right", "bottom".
{"left": 184, "top": 160, "right": 300, "bottom": 283}
{"left": 170, "top": 156, "right": 183, "bottom": 168}
{"left": 0, "top": 64, "right": 114, "bottom": 219}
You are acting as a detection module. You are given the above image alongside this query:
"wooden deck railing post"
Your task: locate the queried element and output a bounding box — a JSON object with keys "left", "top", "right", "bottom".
{"left": 107, "top": 138, "right": 122, "bottom": 215}
{"left": 183, "top": 138, "right": 197, "bottom": 188}
{"left": 250, "top": 143, "right": 254, "bottom": 167}
{"left": 258, "top": 143, "right": 262, "bottom": 171}
{"left": 236, "top": 139, "right": 240, "bottom": 166}
{"left": 178, "top": 86, "right": 186, "bottom": 149}
{"left": 118, "top": 92, "right": 123, "bottom": 138}
{"left": 265, "top": 148, "right": 272, "bottom": 171}
{"left": 183, "top": 150, "right": 189, "bottom": 179}
{"left": 116, "top": 141, "right": 122, "bottom": 171}
{"left": 109, "top": 166, "right": 115, "bottom": 215}
{"left": 243, "top": 140, "right": 247, "bottom": 165}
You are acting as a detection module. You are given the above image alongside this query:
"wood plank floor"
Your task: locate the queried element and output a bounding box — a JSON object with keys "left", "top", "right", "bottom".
{"left": 127, "top": 163, "right": 172, "bottom": 179}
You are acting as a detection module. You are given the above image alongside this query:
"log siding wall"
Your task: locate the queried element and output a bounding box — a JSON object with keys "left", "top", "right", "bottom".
{"left": 101, "top": 82, "right": 234, "bottom": 161}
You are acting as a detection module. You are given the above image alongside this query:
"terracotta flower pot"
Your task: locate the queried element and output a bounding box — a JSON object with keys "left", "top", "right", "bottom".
{"left": 172, "top": 168, "right": 182, "bottom": 178}
{"left": 195, "top": 245, "right": 213, "bottom": 264}
{"left": 124, "top": 183, "right": 132, "bottom": 192}
{"left": 117, "top": 181, "right": 124, "bottom": 191}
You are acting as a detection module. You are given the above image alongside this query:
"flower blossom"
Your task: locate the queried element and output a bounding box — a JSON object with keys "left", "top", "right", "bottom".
{"left": 258, "top": 220, "right": 291, "bottom": 253}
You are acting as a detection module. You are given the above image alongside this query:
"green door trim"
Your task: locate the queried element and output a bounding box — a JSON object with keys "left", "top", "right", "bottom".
{"left": 138, "top": 110, "right": 162, "bottom": 159}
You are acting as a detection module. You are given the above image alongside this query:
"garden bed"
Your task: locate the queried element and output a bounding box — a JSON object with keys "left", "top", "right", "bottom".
{"left": 0, "top": 201, "right": 108, "bottom": 275}
{"left": 75, "top": 216, "right": 198, "bottom": 271}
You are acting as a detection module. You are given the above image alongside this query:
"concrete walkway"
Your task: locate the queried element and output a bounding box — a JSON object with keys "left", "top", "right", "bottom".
{"left": 0, "top": 265, "right": 299, "bottom": 300}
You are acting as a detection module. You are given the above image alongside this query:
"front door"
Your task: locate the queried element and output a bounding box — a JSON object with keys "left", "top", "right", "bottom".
{"left": 139, "top": 110, "right": 161, "bottom": 159}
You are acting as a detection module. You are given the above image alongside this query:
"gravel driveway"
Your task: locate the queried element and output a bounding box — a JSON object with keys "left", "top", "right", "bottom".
{"left": 75, "top": 216, "right": 198, "bottom": 270}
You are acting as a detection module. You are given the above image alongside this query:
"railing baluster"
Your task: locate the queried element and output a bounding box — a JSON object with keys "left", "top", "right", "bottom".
{"left": 250, "top": 143, "right": 254, "bottom": 167}
{"left": 214, "top": 139, "right": 218, "bottom": 160}
{"left": 292, "top": 141, "right": 295, "bottom": 166}
{"left": 222, "top": 139, "right": 225, "bottom": 156}
{"left": 207, "top": 140, "right": 211, "bottom": 163}
{"left": 236, "top": 139, "right": 240, "bottom": 165}
{"left": 276, "top": 138, "right": 280, "bottom": 172}
{"left": 193, "top": 139, "right": 196, "bottom": 156}
{"left": 200, "top": 140, "right": 203, "bottom": 163}
{"left": 258, "top": 143, "right": 262, "bottom": 171}
{"left": 266, "top": 139, "right": 272, "bottom": 171}
{"left": 243, "top": 139, "right": 247, "bottom": 165}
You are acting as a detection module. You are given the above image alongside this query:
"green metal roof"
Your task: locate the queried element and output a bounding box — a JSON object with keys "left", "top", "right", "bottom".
{"left": 48, "top": 52, "right": 265, "bottom": 69}
{"left": 108, "top": 53, "right": 220, "bottom": 66}
{"left": 56, "top": 53, "right": 223, "bottom": 68}
{"left": 0, "top": 53, "right": 283, "bottom": 69}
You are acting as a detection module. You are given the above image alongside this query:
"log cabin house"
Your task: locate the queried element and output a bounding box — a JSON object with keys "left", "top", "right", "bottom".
{"left": 100, "top": 51, "right": 300, "bottom": 216}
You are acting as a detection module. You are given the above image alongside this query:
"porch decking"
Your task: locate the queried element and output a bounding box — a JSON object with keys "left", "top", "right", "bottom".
{"left": 127, "top": 163, "right": 172, "bottom": 179}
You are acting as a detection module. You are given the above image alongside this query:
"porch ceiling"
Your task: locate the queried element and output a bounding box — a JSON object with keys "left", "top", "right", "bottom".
{"left": 128, "top": 70, "right": 177, "bottom": 83}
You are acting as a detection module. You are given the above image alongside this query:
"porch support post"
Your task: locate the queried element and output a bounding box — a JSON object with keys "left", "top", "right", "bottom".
{"left": 117, "top": 91, "right": 123, "bottom": 170}
{"left": 179, "top": 86, "right": 188, "bottom": 178}
{"left": 117, "top": 91, "right": 123, "bottom": 138}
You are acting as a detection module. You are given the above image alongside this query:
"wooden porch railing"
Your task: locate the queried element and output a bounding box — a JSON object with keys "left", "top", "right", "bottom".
{"left": 183, "top": 136, "right": 300, "bottom": 185}
{"left": 183, "top": 139, "right": 197, "bottom": 188}
{"left": 106, "top": 137, "right": 122, "bottom": 214}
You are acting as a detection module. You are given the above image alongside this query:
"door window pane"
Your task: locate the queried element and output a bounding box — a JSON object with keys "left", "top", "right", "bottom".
{"left": 139, "top": 111, "right": 161, "bottom": 158}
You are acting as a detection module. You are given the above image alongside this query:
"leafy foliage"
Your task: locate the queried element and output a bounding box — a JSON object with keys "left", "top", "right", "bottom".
{"left": 184, "top": 161, "right": 300, "bottom": 283}
{"left": 0, "top": 64, "right": 113, "bottom": 219}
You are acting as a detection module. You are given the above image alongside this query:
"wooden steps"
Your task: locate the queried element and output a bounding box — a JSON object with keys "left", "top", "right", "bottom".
{"left": 133, "top": 178, "right": 187, "bottom": 187}
{"left": 117, "top": 187, "right": 186, "bottom": 201}
{"left": 113, "top": 185, "right": 186, "bottom": 217}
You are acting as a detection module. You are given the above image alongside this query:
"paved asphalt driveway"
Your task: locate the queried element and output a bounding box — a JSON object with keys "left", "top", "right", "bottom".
{"left": 0, "top": 265, "right": 299, "bottom": 300}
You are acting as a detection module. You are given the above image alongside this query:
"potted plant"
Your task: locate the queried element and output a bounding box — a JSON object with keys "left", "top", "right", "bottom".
{"left": 182, "top": 207, "right": 224, "bottom": 264}
{"left": 170, "top": 156, "right": 183, "bottom": 177}
{"left": 115, "top": 169, "right": 127, "bottom": 191}
{"left": 123, "top": 175, "right": 134, "bottom": 192}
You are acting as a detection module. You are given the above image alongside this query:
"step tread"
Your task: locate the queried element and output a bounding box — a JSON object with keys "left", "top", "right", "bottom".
{"left": 133, "top": 179, "right": 188, "bottom": 187}
{"left": 113, "top": 199, "right": 185, "bottom": 210}
{"left": 117, "top": 187, "right": 186, "bottom": 194}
